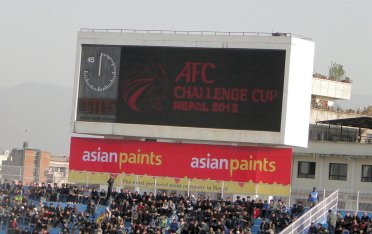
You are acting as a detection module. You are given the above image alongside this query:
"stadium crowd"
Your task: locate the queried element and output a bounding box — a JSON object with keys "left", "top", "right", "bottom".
{"left": 0, "top": 179, "right": 306, "bottom": 234}
{"left": 2, "top": 179, "right": 371, "bottom": 234}
{"left": 324, "top": 210, "right": 372, "bottom": 234}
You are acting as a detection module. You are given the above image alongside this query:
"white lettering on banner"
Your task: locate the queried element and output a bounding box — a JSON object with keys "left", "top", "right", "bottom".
{"left": 190, "top": 153, "right": 276, "bottom": 177}
{"left": 82, "top": 147, "right": 118, "bottom": 163}
{"left": 190, "top": 153, "right": 229, "bottom": 169}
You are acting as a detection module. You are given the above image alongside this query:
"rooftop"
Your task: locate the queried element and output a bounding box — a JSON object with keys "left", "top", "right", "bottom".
{"left": 80, "top": 28, "right": 310, "bottom": 40}
{"left": 50, "top": 155, "right": 69, "bottom": 162}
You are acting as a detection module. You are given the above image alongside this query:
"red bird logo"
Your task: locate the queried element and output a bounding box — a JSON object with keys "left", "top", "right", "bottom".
{"left": 122, "top": 63, "right": 168, "bottom": 113}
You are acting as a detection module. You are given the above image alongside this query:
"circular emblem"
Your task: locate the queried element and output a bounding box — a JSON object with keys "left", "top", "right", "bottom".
{"left": 83, "top": 52, "right": 117, "bottom": 92}
{"left": 122, "top": 63, "right": 168, "bottom": 112}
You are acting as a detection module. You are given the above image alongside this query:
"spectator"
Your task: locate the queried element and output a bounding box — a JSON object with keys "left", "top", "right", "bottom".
{"left": 69, "top": 186, "right": 79, "bottom": 203}
{"left": 335, "top": 225, "right": 344, "bottom": 234}
{"left": 360, "top": 212, "right": 369, "bottom": 233}
{"left": 351, "top": 211, "right": 360, "bottom": 224}
{"left": 235, "top": 196, "right": 243, "bottom": 206}
{"left": 367, "top": 222, "right": 372, "bottom": 234}
{"left": 278, "top": 213, "right": 291, "bottom": 230}
{"left": 328, "top": 209, "right": 337, "bottom": 234}
{"left": 317, "top": 223, "right": 326, "bottom": 233}
{"left": 99, "top": 189, "right": 107, "bottom": 205}
{"left": 9, "top": 217, "right": 20, "bottom": 233}
{"left": 107, "top": 174, "right": 115, "bottom": 204}
{"left": 81, "top": 187, "right": 90, "bottom": 205}
{"left": 51, "top": 183, "right": 59, "bottom": 202}
{"left": 2, "top": 179, "right": 11, "bottom": 191}
{"left": 296, "top": 201, "right": 304, "bottom": 216}
{"left": 308, "top": 222, "right": 317, "bottom": 234}
{"left": 268, "top": 200, "right": 276, "bottom": 217}
{"left": 344, "top": 212, "right": 353, "bottom": 230}
{"left": 60, "top": 184, "right": 69, "bottom": 202}
{"left": 308, "top": 187, "right": 319, "bottom": 207}
{"left": 360, "top": 212, "right": 369, "bottom": 223}
{"left": 90, "top": 187, "right": 99, "bottom": 204}
{"left": 336, "top": 210, "right": 343, "bottom": 228}
{"left": 170, "top": 218, "right": 179, "bottom": 232}
{"left": 337, "top": 218, "right": 346, "bottom": 230}
{"left": 253, "top": 207, "right": 261, "bottom": 219}
{"left": 259, "top": 218, "right": 269, "bottom": 234}
{"left": 46, "top": 184, "right": 53, "bottom": 201}
{"left": 262, "top": 200, "right": 269, "bottom": 218}
{"left": 86, "top": 200, "right": 96, "bottom": 218}
{"left": 350, "top": 219, "right": 359, "bottom": 233}
{"left": 267, "top": 220, "right": 275, "bottom": 234}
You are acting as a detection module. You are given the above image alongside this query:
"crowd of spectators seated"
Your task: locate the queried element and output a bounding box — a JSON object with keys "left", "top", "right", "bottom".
{"left": 0, "top": 180, "right": 307, "bottom": 234}
{"left": 331, "top": 211, "right": 372, "bottom": 234}
{"left": 307, "top": 210, "right": 372, "bottom": 234}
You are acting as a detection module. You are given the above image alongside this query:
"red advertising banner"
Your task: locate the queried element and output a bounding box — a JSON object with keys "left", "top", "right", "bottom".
{"left": 69, "top": 137, "right": 292, "bottom": 185}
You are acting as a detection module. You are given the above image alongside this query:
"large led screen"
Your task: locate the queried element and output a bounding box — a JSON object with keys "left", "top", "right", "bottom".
{"left": 77, "top": 45, "right": 286, "bottom": 132}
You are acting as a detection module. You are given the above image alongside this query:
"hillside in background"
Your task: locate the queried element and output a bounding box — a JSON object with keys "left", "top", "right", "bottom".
{"left": 0, "top": 83, "right": 72, "bottom": 155}
{"left": 0, "top": 83, "right": 370, "bottom": 156}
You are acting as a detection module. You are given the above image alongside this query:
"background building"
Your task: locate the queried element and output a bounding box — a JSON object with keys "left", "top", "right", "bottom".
{"left": 0, "top": 150, "right": 10, "bottom": 180}
{"left": 46, "top": 155, "right": 69, "bottom": 186}
{"left": 291, "top": 75, "right": 372, "bottom": 211}
{"left": 1, "top": 142, "right": 50, "bottom": 184}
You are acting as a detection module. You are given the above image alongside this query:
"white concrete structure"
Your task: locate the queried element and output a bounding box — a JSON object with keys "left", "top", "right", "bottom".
{"left": 0, "top": 150, "right": 9, "bottom": 164}
{"left": 0, "top": 150, "right": 10, "bottom": 179}
{"left": 71, "top": 30, "right": 315, "bottom": 148}
{"left": 312, "top": 77, "right": 351, "bottom": 100}
{"left": 291, "top": 77, "right": 372, "bottom": 211}
{"left": 47, "top": 156, "right": 69, "bottom": 186}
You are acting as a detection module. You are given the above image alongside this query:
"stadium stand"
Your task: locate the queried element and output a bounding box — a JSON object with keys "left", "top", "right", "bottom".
{"left": 0, "top": 181, "right": 371, "bottom": 233}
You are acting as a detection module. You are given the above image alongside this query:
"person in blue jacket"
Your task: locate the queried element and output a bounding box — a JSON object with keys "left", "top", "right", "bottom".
{"left": 308, "top": 187, "right": 319, "bottom": 207}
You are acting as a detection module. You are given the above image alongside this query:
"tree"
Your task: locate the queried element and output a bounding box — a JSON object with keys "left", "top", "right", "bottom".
{"left": 329, "top": 62, "right": 346, "bottom": 81}
{"left": 367, "top": 106, "right": 372, "bottom": 116}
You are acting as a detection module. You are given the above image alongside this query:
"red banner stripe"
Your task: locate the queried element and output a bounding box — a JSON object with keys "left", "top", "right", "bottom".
{"left": 69, "top": 137, "right": 292, "bottom": 185}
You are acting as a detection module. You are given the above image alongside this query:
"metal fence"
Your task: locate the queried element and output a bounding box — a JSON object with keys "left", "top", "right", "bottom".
{"left": 280, "top": 190, "right": 339, "bottom": 234}
{"left": 288, "top": 189, "right": 372, "bottom": 213}
{"left": 309, "top": 124, "right": 372, "bottom": 144}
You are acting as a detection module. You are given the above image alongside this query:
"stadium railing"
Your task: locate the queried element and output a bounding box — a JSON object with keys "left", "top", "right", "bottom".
{"left": 279, "top": 189, "right": 338, "bottom": 234}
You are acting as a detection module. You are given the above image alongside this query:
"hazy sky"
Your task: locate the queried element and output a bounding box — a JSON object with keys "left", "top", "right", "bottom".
{"left": 1, "top": 0, "right": 371, "bottom": 96}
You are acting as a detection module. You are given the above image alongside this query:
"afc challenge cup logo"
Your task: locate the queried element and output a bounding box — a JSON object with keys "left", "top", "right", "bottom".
{"left": 122, "top": 62, "right": 168, "bottom": 113}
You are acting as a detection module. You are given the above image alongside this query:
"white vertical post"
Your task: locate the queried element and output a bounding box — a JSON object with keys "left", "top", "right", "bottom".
{"left": 154, "top": 177, "right": 157, "bottom": 195}
{"left": 351, "top": 159, "right": 356, "bottom": 192}
{"left": 255, "top": 183, "right": 258, "bottom": 198}
{"left": 319, "top": 157, "right": 324, "bottom": 189}
{"left": 288, "top": 186, "right": 292, "bottom": 207}
{"left": 323, "top": 188, "right": 326, "bottom": 199}
{"left": 322, "top": 198, "right": 326, "bottom": 219}
{"left": 187, "top": 179, "right": 190, "bottom": 197}
{"left": 221, "top": 181, "right": 224, "bottom": 199}
{"left": 356, "top": 190, "right": 359, "bottom": 212}
{"left": 135, "top": 175, "right": 139, "bottom": 192}
{"left": 86, "top": 171, "right": 89, "bottom": 187}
